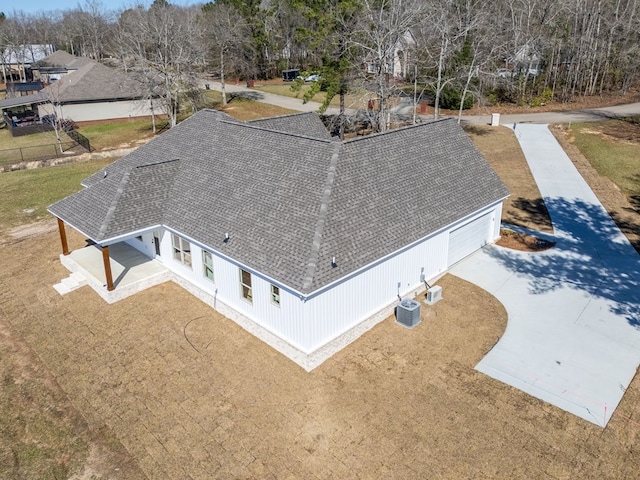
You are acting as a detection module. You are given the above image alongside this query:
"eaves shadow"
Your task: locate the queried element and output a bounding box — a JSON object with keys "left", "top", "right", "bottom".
{"left": 488, "top": 197, "right": 640, "bottom": 328}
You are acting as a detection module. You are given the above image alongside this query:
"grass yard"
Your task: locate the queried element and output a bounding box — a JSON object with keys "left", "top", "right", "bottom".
{"left": 0, "top": 159, "right": 111, "bottom": 233}
{"left": 0, "top": 128, "right": 71, "bottom": 150}
{"left": 568, "top": 120, "right": 640, "bottom": 208}
{"left": 0, "top": 128, "right": 77, "bottom": 166}
{"left": 200, "top": 89, "right": 298, "bottom": 120}
{"left": 75, "top": 118, "right": 162, "bottom": 151}
{"left": 221, "top": 95, "right": 298, "bottom": 120}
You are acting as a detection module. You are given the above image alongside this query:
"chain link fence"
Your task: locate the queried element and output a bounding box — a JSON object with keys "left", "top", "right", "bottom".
{"left": 0, "top": 141, "right": 86, "bottom": 167}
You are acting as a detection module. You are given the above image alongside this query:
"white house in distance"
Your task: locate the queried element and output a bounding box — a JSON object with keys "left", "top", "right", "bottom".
{"left": 48, "top": 111, "right": 509, "bottom": 370}
{"left": 0, "top": 44, "right": 54, "bottom": 82}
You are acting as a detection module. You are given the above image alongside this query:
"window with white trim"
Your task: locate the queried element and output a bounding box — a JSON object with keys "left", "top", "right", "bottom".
{"left": 270, "top": 284, "right": 280, "bottom": 306}
{"left": 240, "top": 268, "right": 252, "bottom": 303}
{"left": 202, "top": 250, "right": 214, "bottom": 282}
{"left": 171, "top": 233, "right": 192, "bottom": 267}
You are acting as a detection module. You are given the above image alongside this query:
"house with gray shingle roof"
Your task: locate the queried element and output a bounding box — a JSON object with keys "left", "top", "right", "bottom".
{"left": 35, "top": 55, "right": 157, "bottom": 123}
{"left": 48, "top": 110, "right": 509, "bottom": 370}
{"left": 0, "top": 51, "right": 159, "bottom": 129}
{"left": 30, "top": 50, "right": 94, "bottom": 82}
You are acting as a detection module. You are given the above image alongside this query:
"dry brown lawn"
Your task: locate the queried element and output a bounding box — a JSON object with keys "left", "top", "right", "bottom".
{"left": 1, "top": 228, "right": 640, "bottom": 479}
{"left": 465, "top": 124, "right": 553, "bottom": 233}
{"left": 1, "top": 122, "right": 640, "bottom": 479}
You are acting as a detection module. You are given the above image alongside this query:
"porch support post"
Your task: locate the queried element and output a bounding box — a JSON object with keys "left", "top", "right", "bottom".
{"left": 57, "top": 218, "right": 70, "bottom": 255}
{"left": 101, "top": 245, "right": 115, "bottom": 291}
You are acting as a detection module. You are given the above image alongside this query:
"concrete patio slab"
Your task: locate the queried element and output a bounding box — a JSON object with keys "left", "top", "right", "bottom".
{"left": 59, "top": 243, "right": 171, "bottom": 303}
{"left": 451, "top": 124, "right": 640, "bottom": 426}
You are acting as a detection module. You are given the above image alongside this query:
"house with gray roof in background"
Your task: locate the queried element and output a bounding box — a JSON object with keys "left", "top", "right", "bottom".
{"left": 0, "top": 51, "right": 159, "bottom": 134}
{"left": 30, "top": 50, "right": 94, "bottom": 83}
{"left": 34, "top": 52, "right": 158, "bottom": 123}
{"left": 48, "top": 110, "right": 509, "bottom": 370}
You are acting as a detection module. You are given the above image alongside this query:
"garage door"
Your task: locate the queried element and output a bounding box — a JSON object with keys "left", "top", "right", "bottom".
{"left": 447, "top": 213, "right": 492, "bottom": 267}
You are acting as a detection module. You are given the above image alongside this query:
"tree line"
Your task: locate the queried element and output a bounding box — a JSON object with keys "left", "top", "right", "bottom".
{"left": 1, "top": 0, "right": 639, "bottom": 130}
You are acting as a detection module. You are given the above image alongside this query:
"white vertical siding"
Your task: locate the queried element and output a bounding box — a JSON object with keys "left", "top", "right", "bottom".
{"left": 156, "top": 228, "right": 308, "bottom": 351}
{"left": 124, "top": 232, "right": 154, "bottom": 258}
{"left": 150, "top": 202, "right": 502, "bottom": 359}
{"left": 492, "top": 203, "right": 504, "bottom": 239}
{"left": 301, "top": 230, "right": 448, "bottom": 352}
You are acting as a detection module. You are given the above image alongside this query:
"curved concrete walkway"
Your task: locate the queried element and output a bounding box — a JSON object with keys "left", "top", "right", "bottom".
{"left": 450, "top": 124, "right": 640, "bottom": 426}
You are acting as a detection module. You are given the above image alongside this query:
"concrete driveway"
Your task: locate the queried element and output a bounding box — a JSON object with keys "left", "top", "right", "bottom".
{"left": 450, "top": 124, "right": 640, "bottom": 426}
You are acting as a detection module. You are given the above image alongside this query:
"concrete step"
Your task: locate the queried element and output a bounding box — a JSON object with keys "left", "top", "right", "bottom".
{"left": 53, "top": 271, "right": 88, "bottom": 295}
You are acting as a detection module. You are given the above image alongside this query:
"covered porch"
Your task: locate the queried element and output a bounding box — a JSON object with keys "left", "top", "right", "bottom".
{"left": 54, "top": 219, "right": 170, "bottom": 303}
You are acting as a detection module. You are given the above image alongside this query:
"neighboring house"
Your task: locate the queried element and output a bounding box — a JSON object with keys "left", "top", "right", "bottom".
{"left": 6, "top": 81, "right": 44, "bottom": 97}
{"left": 30, "top": 50, "right": 93, "bottom": 83}
{"left": 48, "top": 110, "right": 509, "bottom": 370}
{"left": 0, "top": 52, "right": 159, "bottom": 135}
{"left": 505, "top": 43, "right": 541, "bottom": 76}
{"left": 0, "top": 44, "right": 54, "bottom": 82}
{"left": 365, "top": 30, "right": 417, "bottom": 79}
{"left": 36, "top": 59, "right": 156, "bottom": 122}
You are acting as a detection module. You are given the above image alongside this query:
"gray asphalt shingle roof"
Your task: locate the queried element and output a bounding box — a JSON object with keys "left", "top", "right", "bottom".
{"left": 248, "top": 112, "right": 332, "bottom": 140}
{"left": 40, "top": 61, "right": 146, "bottom": 103}
{"left": 31, "top": 50, "right": 92, "bottom": 71}
{"left": 49, "top": 110, "right": 509, "bottom": 295}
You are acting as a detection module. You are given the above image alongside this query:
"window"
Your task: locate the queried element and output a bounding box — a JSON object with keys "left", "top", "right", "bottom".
{"left": 135, "top": 235, "right": 143, "bottom": 242}
{"left": 271, "top": 285, "right": 280, "bottom": 306}
{"left": 171, "top": 233, "right": 192, "bottom": 267}
{"left": 202, "top": 250, "right": 214, "bottom": 282}
{"left": 240, "top": 268, "right": 252, "bottom": 303}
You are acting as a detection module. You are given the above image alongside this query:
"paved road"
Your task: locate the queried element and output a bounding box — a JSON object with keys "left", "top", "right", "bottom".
{"left": 203, "top": 79, "right": 640, "bottom": 124}
{"left": 450, "top": 124, "right": 640, "bottom": 426}
{"left": 460, "top": 102, "right": 640, "bottom": 125}
{"left": 203, "top": 80, "right": 341, "bottom": 115}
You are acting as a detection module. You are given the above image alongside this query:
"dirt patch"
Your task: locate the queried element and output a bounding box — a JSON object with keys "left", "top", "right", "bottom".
{"left": 0, "top": 292, "right": 146, "bottom": 480}
{"left": 465, "top": 124, "right": 553, "bottom": 233}
{"left": 497, "top": 228, "right": 556, "bottom": 252}
{"left": 5, "top": 218, "right": 58, "bottom": 242}
{"left": 1, "top": 230, "right": 640, "bottom": 478}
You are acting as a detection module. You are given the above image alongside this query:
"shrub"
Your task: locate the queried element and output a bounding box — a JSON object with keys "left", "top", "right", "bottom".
{"left": 438, "top": 84, "right": 474, "bottom": 110}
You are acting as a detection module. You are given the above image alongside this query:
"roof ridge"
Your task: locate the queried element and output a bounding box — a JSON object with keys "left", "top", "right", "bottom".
{"left": 218, "top": 119, "right": 334, "bottom": 143}
{"left": 247, "top": 111, "right": 316, "bottom": 123}
{"left": 301, "top": 142, "right": 342, "bottom": 291}
{"left": 97, "top": 170, "right": 131, "bottom": 241}
{"left": 342, "top": 117, "right": 453, "bottom": 144}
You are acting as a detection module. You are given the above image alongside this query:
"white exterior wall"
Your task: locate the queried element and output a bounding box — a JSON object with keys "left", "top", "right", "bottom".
{"left": 38, "top": 98, "right": 156, "bottom": 122}
{"left": 142, "top": 201, "right": 503, "bottom": 369}
{"left": 156, "top": 229, "right": 308, "bottom": 352}
{"left": 124, "top": 231, "right": 155, "bottom": 258}
{"left": 302, "top": 229, "right": 448, "bottom": 352}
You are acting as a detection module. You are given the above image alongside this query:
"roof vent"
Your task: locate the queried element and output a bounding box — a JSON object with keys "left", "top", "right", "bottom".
{"left": 396, "top": 299, "right": 421, "bottom": 328}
